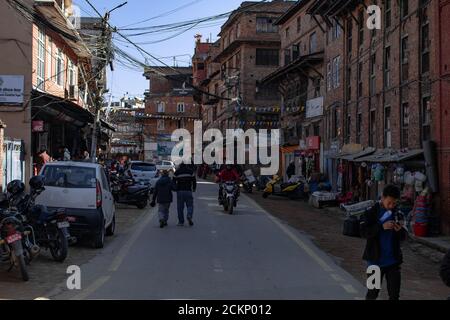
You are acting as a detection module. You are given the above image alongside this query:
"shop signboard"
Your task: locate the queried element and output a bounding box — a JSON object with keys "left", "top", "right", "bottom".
{"left": 305, "top": 97, "right": 324, "bottom": 119}
{"left": 0, "top": 75, "right": 24, "bottom": 104}
{"left": 306, "top": 136, "right": 320, "bottom": 150}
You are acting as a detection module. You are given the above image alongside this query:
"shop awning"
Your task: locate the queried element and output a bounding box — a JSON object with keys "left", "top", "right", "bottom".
{"left": 355, "top": 149, "right": 424, "bottom": 163}
{"left": 340, "top": 147, "right": 376, "bottom": 161}
{"left": 281, "top": 145, "right": 299, "bottom": 154}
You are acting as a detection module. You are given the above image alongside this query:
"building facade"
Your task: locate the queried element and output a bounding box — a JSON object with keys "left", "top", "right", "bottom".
{"left": 142, "top": 67, "right": 201, "bottom": 161}
{"left": 0, "top": 0, "right": 106, "bottom": 183}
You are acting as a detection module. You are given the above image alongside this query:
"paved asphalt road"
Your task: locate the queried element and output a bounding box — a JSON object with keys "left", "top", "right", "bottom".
{"left": 49, "top": 180, "right": 365, "bottom": 300}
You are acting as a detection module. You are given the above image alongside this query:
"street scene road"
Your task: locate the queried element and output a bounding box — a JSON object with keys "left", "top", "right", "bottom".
{"left": 46, "top": 180, "right": 364, "bottom": 300}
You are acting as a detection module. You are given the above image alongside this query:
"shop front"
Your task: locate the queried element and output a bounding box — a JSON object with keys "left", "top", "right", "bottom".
{"left": 298, "top": 136, "right": 321, "bottom": 179}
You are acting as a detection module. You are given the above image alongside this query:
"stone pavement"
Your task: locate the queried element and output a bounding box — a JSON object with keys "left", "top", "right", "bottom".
{"left": 0, "top": 204, "right": 151, "bottom": 300}
{"left": 247, "top": 190, "right": 450, "bottom": 300}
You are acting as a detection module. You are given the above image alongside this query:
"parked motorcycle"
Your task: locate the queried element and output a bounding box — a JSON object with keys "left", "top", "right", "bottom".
{"left": 262, "top": 175, "right": 308, "bottom": 200}
{"left": 110, "top": 172, "right": 150, "bottom": 209}
{"left": 6, "top": 177, "right": 72, "bottom": 263}
{"left": 0, "top": 208, "right": 30, "bottom": 281}
{"left": 219, "top": 181, "right": 239, "bottom": 215}
{"left": 240, "top": 170, "right": 256, "bottom": 193}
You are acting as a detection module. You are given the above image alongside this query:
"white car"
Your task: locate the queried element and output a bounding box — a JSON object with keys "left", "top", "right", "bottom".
{"left": 36, "top": 162, "right": 116, "bottom": 249}
{"left": 130, "top": 161, "right": 157, "bottom": 186}
{"left": 155, "top": 160, "right": 176, "bottom": 173}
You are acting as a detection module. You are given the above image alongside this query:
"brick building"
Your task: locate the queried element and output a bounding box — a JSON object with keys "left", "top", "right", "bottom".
{"left": 308, "top": 0, "right": 445, "bottom": 233}
{"left": 261, "top": 0, "right": 326, "bottom": 179}
{"left": 434, "top": 0, "right": 450, "bottom": 234}
{"left": 142, "top": 67, "right": 201, "bottom": 161}
{"left": 197, "top": 1, "right": 295, "bottom": 134}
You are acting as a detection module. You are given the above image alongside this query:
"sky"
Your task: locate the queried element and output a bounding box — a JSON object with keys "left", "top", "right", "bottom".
{"left": 73, "top": 0, "right": 247, "bottom": 101}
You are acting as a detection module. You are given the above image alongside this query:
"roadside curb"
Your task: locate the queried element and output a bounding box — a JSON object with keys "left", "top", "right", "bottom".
{"left": 408, "top": 234, "right": 450, "bottom": 254}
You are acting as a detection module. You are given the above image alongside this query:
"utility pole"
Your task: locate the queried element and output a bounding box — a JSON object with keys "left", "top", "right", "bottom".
{"left": 89, "top": 3, "right": 127, "bottom": 162}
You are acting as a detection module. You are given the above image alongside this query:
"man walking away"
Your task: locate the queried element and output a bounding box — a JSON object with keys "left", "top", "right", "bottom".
{"left": 440, "top": 249, "right": 450, "bottom": 299}
{"left": 173, "top": 162, "right": 197, "bottom": 227}
{"left": 150, "top": 170, "right": 173, "bottom": 228}
{"left": 360, "top": 184, "right": 407, "bottom": 300}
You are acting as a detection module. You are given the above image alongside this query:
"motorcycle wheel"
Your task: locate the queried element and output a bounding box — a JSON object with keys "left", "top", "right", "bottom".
{"left": 137, "top": 200, "right": 148, "bottom": 209}
{"left": 18, "top": 254, "right": 29, "bottom": 281}
{"left": 50, "top": 229, "right": 68, "bottom": 262}
{"left": 223, "top": 199, "right": 229, "bottom": 212}
{"left": 228, "top": 198, "right": 234, "bottom": 215}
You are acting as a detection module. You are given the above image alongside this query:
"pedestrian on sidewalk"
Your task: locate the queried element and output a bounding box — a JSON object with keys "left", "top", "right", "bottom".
{"left": 173, "top": 162, "right": 197, "bottom": 227}
{"left": 360, "top": 184, "right": 407, "bottom": 300}
{"left": 440, "top": 249, "right": 450, "bottom": 299}
{"left": 150, "top": 170, "right": 174, "bottom": 228}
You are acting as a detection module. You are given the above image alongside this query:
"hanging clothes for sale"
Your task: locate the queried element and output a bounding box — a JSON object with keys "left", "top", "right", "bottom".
{"left": 373, "top": 164, "right": 385, "bottom": 182}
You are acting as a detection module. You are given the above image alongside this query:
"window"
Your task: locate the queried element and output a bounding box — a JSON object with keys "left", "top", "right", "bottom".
{"left": 313, "top": 78, "right": 321, "bottom": 98}
{"left": 197, "top": 63, "right": 205, "bottom": 70}
{"left": 332, "top": 107, "right": 339, "bottom": 138}
{"left": 255, "top": 49, "right": 279, "bottom": 66}
{"left": 345, "top": 114, "right": 351, "bottom": 143}
{"left": 177, "top": 102, "right": 185, "bottom": 113}
{"left": 369, "top": 110, "right": 376, "bottom": 147}
{"left": 384, "top": 46, "right": 391, "bottom": 88}
{"left": 297, "top": 16, "right": 301, "bottom": 33}
{"left": 333, "top": 19, "right": 342, "bottom": 40}
{"left": 347, "top": 18, "right": 353, "bottom": 55}
{"left": 401, "top": 0, "right": 409, "bottom": 19}
{"left": 422, "top": 96, "right": 431, "bottom": 141}
{"left": 327, "top": 62, "right": 332, "bottom": 91}
{"left": 421, "top": 22, "right": 430, "bottom": 74}
{"left": 42, "top": 166, "right": 96, "bottom": 189}
{"left": 284, "top": 48, "right": 291, "bottom": 66}
{"left": 357, "top": 61, "right": 363, "bottom": 98}
{"left": 235, "top": 51, "right": 241, "bottom": 70}
{"left": 346, "top": 67, "right": 352, "bottom": 101}
{"left": 285, "top": 27, "right": 290, "bottom": 39}
{"left": 384, "top": 106, "right": 392, "bottom": 148}
{"left": 385, "top": 0, "right": 392, "bottom": 29}
{"left": 333, "top": 56, "right": 341, "bottom": 89}
{"left": 313, "top": 123, "right": 320, "bottom": 136}
{"left": 292, "top": 44, "right": 300, "bottom": 60}
{"left": 68, "top": 60, "right": 76, "bottom": 86}
{"left": 256, "top": 17, "right": 277, "bottom": 33}
{"left": 157, "top": 102, "right": 165, "bottom": 113}
{"left": 358, "top": 10, "right": 364, "bottom": 47}
{"left": 157, "top": 120, "right": 165, "bottom": 131}
{"left": 401, "top": 102, "right": 409, "bottom": 147}
{"left": 309, "top": 32, "right": 317, "bottom": 53}
{"left": 356, "top": 113, "right": 362, "bottom": 144}
{"left": 370, "top": 54, "right": 376, "bottom": 95}
{"left": 47, "top": 38, "right": 52, "bottom": 80}
{"left": 401, "top": 36, "right": 409, "bottom": 82}
{"left": 37, "top": 28, "right": 46, "bottom": 90}
{"left": 56, "top": 48, "right": 64, "bottom": 86}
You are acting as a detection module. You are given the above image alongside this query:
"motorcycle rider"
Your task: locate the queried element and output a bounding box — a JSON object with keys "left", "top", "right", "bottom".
{"left": 217, "top": 164, "right": 240, "bottom": 204}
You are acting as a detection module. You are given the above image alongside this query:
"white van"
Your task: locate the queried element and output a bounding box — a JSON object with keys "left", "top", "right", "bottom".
{"left": 36, "top": 162, "right": 116, "bottom": 248}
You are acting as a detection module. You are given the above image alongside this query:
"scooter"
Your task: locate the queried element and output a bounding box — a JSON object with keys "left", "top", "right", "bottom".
{"left": 110, "top": 173, "right": 150, "bottom": 209}
{"left": 240, "top": 170, "right": 256, "bottom": 193}
{"left": 262, "top": 175, "right": 308, "bottom": 200}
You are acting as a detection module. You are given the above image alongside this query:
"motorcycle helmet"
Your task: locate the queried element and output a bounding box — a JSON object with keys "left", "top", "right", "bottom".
{"left": 6, "top": 180, "right": 25, "bottom": 196}
{"left": 29, "top": 175, "right": 45, "bottom": 190}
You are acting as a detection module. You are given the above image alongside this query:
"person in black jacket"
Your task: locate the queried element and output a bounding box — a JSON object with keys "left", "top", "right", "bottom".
{"left": 360, "top": 184, "right": 407, "bottom": 300}
{"left": 173, "top": 162, "right": 197, "bottom": 227}
{"left": 151, "top": 170, "right": 174, "bottom": 229}
{"left": 286, "top": 161, "right": 295, "bottom": 179}
{"left": 440, "top": 249, "right": 450, "bottom": 299}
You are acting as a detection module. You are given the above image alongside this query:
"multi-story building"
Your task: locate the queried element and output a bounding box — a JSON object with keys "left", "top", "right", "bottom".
{"left": 262, "top": 0, "right": 325, "bottom": 179}
{"left": 309, "top": 0, "right": 445, "bottom": 233}
{"left": 202, "top": 1, "right": 295, "bottom": 134}
{"left": 434, "top": 0, "right": 450, "bottom": 234}
{"left": 142, "top": 67, "right": 201, "bottom": 161}
{"left": 0, "top": 0, "right": 110, "bottom": 183}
